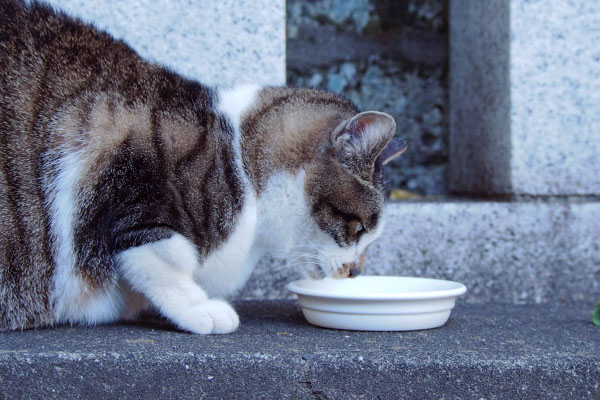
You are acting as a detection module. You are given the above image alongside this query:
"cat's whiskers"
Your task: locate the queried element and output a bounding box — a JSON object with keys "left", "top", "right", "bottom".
{"left": 260, "top": 253, "right": 322, "bottom": 262}
{"left": 261, "top": 257, "right": 323, "bottom": 276}
{"left": 254, "top": 248, "right": 328, "bottom": 276}
{"left": 288, "top": 255, "right": 329, "bottom": 272}
{"left": 255, "top": 248, "right": 321, "bottom": 261}
{"left": 293, "top": 231, "right": 328, "bottom": 252}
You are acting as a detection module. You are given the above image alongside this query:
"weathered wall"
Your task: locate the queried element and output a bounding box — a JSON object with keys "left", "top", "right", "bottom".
{"left": 287, "top": 0, "right": 449, "bottom": 195}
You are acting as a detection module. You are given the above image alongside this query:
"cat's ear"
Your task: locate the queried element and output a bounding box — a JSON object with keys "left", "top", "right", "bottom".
{"left": 378, "top": 137, "right": 408, "bottom": 165}
{"left": 332, "top": 111, "right": 397, "bottom": 171}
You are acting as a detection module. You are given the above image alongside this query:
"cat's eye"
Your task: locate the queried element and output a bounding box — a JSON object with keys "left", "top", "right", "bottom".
{"left": 356, "top": 224, "right": 365, "bottom": 234}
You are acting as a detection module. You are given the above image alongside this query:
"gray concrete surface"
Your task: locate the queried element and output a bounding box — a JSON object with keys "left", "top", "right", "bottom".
{"left": 240, "top": 200, "right": 600, "bottom": 304}
{"left": 450, "top": 0, "right": 600, "bottom": 196}
{"left": 1, "top": 301, "right": 598, "bottom": 399}
{"left": 43, "top": 0, "right": 285, "bottom": 86}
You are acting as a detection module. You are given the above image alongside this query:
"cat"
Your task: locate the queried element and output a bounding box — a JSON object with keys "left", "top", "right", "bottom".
{"left": 0, "top": 0, "right": 407, "bottom": 334}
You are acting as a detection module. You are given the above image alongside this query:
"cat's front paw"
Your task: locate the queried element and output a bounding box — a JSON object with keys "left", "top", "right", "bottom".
{"left": 181, "top": 299, "right": 240, "bottom": 334}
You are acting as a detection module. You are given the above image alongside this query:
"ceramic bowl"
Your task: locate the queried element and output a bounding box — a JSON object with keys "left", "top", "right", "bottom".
{"left": 287, "top": 275, "right": 467, "bottom": 331}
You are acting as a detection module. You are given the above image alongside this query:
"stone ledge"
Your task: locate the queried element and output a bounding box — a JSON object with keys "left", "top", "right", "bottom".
{"left": 0, "top": 301, "right": 598, "bottom": 399}
{"left": 240, "top": 200, "right": 600, "bottom": 304}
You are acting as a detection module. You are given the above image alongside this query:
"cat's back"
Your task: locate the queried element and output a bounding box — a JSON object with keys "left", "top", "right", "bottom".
{"left": 0, "top": 0, "right": 159, "bottom": 330}
{"left": 0, "top": 0, "right": 245, "bottom": 331}
{"left": 1, "top": 0, "right": 154, "bottom": 109}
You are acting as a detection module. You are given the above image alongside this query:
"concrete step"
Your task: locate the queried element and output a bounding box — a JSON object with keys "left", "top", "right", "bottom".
{"left": 239, "top": 200, "right": 600, "bottom": 304}
{"left": 1, "top": 300, "right": 598, "bottom": 399}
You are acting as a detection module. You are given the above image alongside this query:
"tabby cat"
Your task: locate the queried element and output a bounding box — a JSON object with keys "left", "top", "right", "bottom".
{"left": 0, "top": 0, "right": 406, "bottom": 334}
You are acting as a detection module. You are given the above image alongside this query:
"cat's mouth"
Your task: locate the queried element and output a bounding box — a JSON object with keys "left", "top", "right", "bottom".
{"left": 334, "top": 262, "right": 360, "bottom": 279}
{"left": 305, "top": 263, "right": 358, "bottom": 280}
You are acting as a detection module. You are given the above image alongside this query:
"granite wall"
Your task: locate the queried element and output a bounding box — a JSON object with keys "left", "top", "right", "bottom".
{"left": 450, "top": 0, "right": 600, "bottom": 196}
{"left": 41, "top": 0, "right": 285, "bottom": 87}
{"left": 287, "top": 0, "right": 449, "bottom": 195}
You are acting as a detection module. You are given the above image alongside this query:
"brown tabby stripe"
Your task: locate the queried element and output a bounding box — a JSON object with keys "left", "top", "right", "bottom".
{"left": 242, "top": 90, "right": 355, "bottom": 144}
{"left": 28, "top": 69, "right": 56, "bottom": 311}
{"left": 150, "top": 108, "right": 166, "bottom": 166}
{"left": 1, "top": 0, "right": 246, "bottom": 329}
{"left": 239, "top": 88, "right": 356, "bottom": 192}
{"left": 0, "top": 1, "right": 62, "bottom": 328}
{"left": 71, "top": 86, "right": 245, "bottom": 282}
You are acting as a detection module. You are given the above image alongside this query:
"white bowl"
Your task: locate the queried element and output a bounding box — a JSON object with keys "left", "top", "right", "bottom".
{"left": 287, "top": 276, "right": 467, "bottom": 331}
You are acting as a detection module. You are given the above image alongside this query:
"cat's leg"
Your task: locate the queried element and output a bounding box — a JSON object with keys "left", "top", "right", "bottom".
{"left": 116, "top": 233, "right": 239, "bottom": 334}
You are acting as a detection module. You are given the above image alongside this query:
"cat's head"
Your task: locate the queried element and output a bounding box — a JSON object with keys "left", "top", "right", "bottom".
{"left": 241, "top": 87, "right": 406, "bottom": 279}
{"left": 298, "top": 111, "right": 407, "bottom": 279}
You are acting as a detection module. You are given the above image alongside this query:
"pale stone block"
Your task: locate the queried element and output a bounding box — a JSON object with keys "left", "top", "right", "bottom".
{"left": 44, "top": 0, "right": 286, "bottom": 86}
{"left": 450, "top": 0, "right": 600, "bottom": 195}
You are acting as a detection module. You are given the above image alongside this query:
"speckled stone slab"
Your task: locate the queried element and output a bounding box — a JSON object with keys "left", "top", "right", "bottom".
{"left": 44, "top": 0, "right": 285, "bottom": 86}
{"left": 0, "top": 301, "right": 598, "bottom": 399}
{"left": 450, "top": 0, "right": 600, "bottom": 195}
{"left": 239, "top": 201, "right": 600, "bottom": 304}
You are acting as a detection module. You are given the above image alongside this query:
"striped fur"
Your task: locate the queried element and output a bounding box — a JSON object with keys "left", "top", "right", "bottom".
{"left": 0, "top": 0, "right": 404, "bottom": 333}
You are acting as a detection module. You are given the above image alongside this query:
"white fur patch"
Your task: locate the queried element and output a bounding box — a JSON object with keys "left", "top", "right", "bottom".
{"left": 48, "top": 150, "right": 123, "bottom": 325}
{"left": 217, "top": 84, "right": 261, "bottom": 133}
{"left": 253, "top": 170, "right": 309, "bottom": 251}
{"left": 194, "top": 196, "right": 258, "bottom": 297}
{"left": 194, "top": 83, "right": 263, "bottom": 297}
{"left": 254, "top": 170, "right": 386, "bottom": 278}
{"left": 251, "top": 170, "right": 334, "bottom": 277}
{"left": 117, "top": 234, "right": 239, "bottom": 334}
{"left": 217, "top": 83, "right": 260, "bottom": 196}
{"left": 118, "top": 234, "right": 202, "bottom": 299}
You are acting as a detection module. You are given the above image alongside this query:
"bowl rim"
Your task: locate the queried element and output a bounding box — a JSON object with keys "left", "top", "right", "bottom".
{"left": 287, "top": 275, "right": 467, "bottom": 300}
